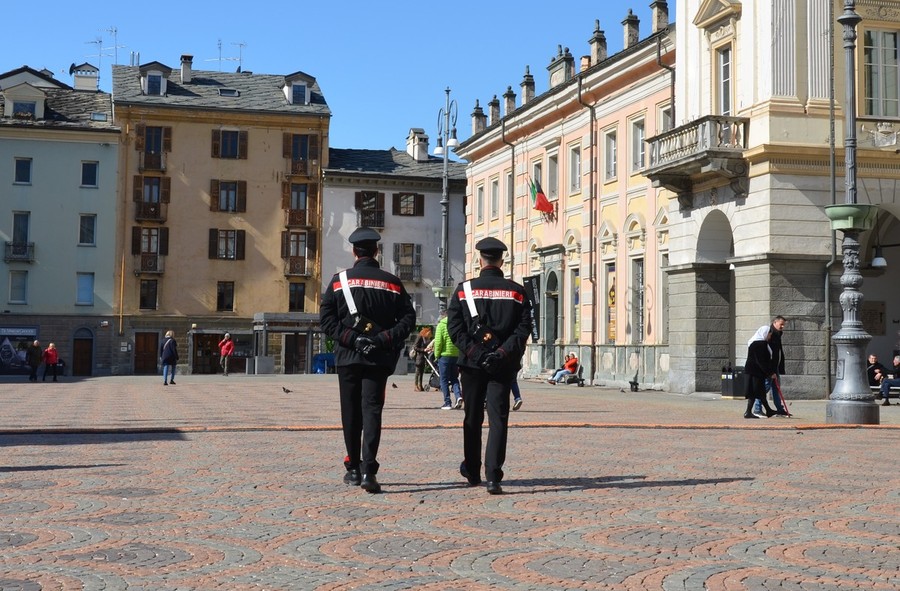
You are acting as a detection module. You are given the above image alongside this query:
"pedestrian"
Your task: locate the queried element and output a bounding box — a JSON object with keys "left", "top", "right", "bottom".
{"left": 411, "top": 326, "right": 433, "bottom": 392}
{"left": 160, "top": 330, "right": 178, "bottom": 385}
{"left": 867, "top": 353, "right": 888, "bottom": 387}
{"left": 743, "top": 325, "right": 778, "bottom": 419}
{"left": 218, "top": 333, "right": 235, "bottom": 376}
{"left": 752, "top": 315, "right": 789, "bottom": 416}
{"left": 511, "top": 378, "right": 523, "bottom": 410}
{"left": 319, "top": 227, "right": 416, "bottom": 494}
{"left": 878, "top": 355, "right": 900, "bottom": 406}
{"left": 433, "top": 308, "right": 463, "bottom": 410}
{"left": 448, "top": 237, "right": 532, "bottom": 495}
{"left": 549, "top": 353, "right": 578, "bottom": 384}
{"left": 26, "top": 340, "right": 42, "bottom": 383}
{"left": 41, "top": 342, "right": 59, "bottom": 382}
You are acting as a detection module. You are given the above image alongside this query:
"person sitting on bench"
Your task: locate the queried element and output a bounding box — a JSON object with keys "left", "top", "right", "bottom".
{"left": 867, "top": 353, "right": 888, "bottom": 387}
{"left": 549, "top": 353, "right": 578, "bottom": 384}
{"left": 879, "top": 355, "right": 900, "bottom": 406}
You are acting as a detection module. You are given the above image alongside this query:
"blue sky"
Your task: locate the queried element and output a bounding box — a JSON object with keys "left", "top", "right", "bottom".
{"left": 4, "top": 1, "right": 670, "bottom": 153}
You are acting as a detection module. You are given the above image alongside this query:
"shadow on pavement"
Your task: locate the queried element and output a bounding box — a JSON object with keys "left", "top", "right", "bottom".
{"left": 0, "top": 463, "right": 125, "bottom": 473}
{"left": 0, "top": 432, "right": 189, "bottom": 447}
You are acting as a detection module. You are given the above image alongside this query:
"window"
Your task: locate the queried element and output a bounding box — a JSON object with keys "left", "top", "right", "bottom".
{"left": 393, "top": 243, "right": 422, "bottom": 282}
{"left": 659, "top": 251, "right": 669, "bottom": 343}
{"left": 506, "top": 171, "right": 514, "bottom": 213}
{"left": 137, "top": 125, "right": 171, "bottom": 170}
{"left": 90, "top": 112, "right": 108, "bottom": 122}
{"left": 14, "top": 158, "right": 32, "bottom": 184}
{"left": 292, "top": 83, "right": 307, "bottom": 105}
{"left": 76, "top": 273, "right": 94, "bottom": 306}
{"left": 716, "top": 45, "right": 733, "bottom": 116}
{"left": 533, "top": 162, "right": 543, "bottom": 186}
{"left": 355, "top": 191, "right": 385, "bottom": 227}
{"left": 283, "top": 133, "right": 320, "bottom": 174}
{"left": 212, "top": 129, "right": 248, "bottom": 159}
{"left": 281, "top": 230, "right": 316, "bottom": 275}
{"left": 217, "top": 281, "right": 235, "bottom": 312}
{"left": 147, "top": 74, "right": 162, "bottom": 96}
{"left": 79, "top": 215, "right": 96, "bottom": 246}
{"left": 864, "top": 29, "right": 900, "bottom": 117}
{"left": 81, "top": 162, "right": 99, "bottom": 187}
{"left": 604, "top": 130, "right": 617, "bottom": 180}
{"left": 143, "top": 177, "right": 161, "bottom": 202}
{"left": 393, "top": 193, "right": 424, "bottom": 216}
{"left": 218, "top": 88, "right": 240, "bottom": 97}
{"left": 288, "top": 283, "right": 305, "bottom": 312}
{"left": 659, "top": 104, "right": 673, "bottom": 133}
{"left": 631, "top": 258, "right": 645, "bottom": 344}
{"left": 490, "top": 178, "right": 499, "bottom": 219}
{"left": 12, "top": 101, "right": 36, "bottom": 119}
{"left": 140, "top": 279, "right": 158, "bottom": 310}
{"left": 131, "top": 226, "right": 169, "bottom": 273}
{"left": 476, "top": 185, "right": 484, "bottom": 224}
{"left": 605, "top": 262, "right": 616, "bottom": 344}
{"left": 547, "top": 154, "right": 558, "bottom": 199}
{"left": 571, "top": 268, "right": 581, "bottom": 340}
{"left": 210, "top": 180, "right": 246, "bottom": 212}
{"left": 141, "top": 227, "right": 159, "bottom": 254}
{"left": 9, "top": 270, "right": 27, "bottom": 304}
{"left": 631, "top": 119, "right": 645, "bottom": 172}
{"left": 13, "top": 212, "right": 29, "bottom": 244}
{"left": 209, "top": 229, "right": 246, "bottom": 260}
{"left": 291, "top": 184, "right": 308, "bottom": 210}
{"left": 569, "top": 145, "right": 582, "bottom": 192}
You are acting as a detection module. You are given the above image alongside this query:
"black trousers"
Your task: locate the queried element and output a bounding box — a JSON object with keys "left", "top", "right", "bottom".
{"left": 459, "top": 368, "right": 512, "bottom": 483}
{"left": 337, "top": 365, "right": 389, "bottom": 475}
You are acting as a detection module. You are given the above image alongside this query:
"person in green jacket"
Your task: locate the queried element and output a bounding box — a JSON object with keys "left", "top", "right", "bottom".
{"left": 432, "top": 308, "right": 463, "bottom": 409}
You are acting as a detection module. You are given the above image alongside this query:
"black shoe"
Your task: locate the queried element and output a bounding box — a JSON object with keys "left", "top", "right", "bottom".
{"left": 883, "top": 400, "right": 891, "bottom": 406}
{"left": 486, "top": 481, "right": 503, "bottom": 495}
{"left": 765, "top": 409, "right": 776, "bottom": 418}
{"left": 343, "top": 469, "right": 361, "bottom": 486}
{"left": 744, "top": 413, "right": 760, "bottom": 419}
{"left": 169, "top": 380, "right": 175, "bottom": 385}
{"left": 775, "top": 410, "right": 790, "bottom": 417}
{"left": 460, "top": 461, "right": 480, "bottom": 486}
{"left": 360, "top": 474, "right": 381, "bottom": 494}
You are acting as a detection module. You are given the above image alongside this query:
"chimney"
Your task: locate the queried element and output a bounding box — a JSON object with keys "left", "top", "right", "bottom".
{"left": 406, "top": 128, "right": 429, "bottom": 162}
{"left": 547, "top": 45, "right": 575, "bottom": 88}
{"left": 580, "top": 55, "right": 591, "bottom": 71}
{"left": 180, "top": 54, "right": 193, "bottom": 84}
{"left": 520, "top": 66, "right": 535, "bottom": 105}
{"left": 651, "top": 1, "right": 669, "bottom": 33}
{"left": 503, "top": 86, "right": 517, "bottom": 116}
{"left": 471, "top": 100, "right": 487, "bottom": 135}
{"left": 589, "top": 20, "right": 608, "bottom": 63}
{"left": 623, "top": 10, "right": 640, "bottom": 49}
{"left": 488, "top": 95, "right": 501, "bottom": 126}
{"left": 72, "top": 64, "right": 99, "bottom": 91}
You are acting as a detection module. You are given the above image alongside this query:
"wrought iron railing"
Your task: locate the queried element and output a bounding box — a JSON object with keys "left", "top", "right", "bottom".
{"left": 4, "top": 242, "right": 34, "bottom": 262}
{"left": 357, "top": 210, "right": 385, "bottom": 228}
{"left": 139, "top": 151, "right": 166, "bottom": 172}
{"left": 395, "top": 264, "right": 422, "bottom": 283}
{"left": 284, "top": 256, "right": 309, "bottom": 276}
{"left": 135, "top": 254, "right": 165, "bottom": 274}
{"left": 135, "top": 201, "right": 167, "bottom": 222}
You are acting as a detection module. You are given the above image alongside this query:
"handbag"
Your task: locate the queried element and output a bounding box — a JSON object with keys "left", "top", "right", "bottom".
{"left": 408, "top": 347, "right": 417, "bottom": 360}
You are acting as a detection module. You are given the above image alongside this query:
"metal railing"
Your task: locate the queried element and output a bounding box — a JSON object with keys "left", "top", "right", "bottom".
{"left": 357, "top": 210, "right": 385, "bottom": 228}
{"left": 4, "top": 242, "right": 34, "bottom": 262}
{"left": 139, "top": 151, "right": 166, "bottom": 172}
{"left": 285, "top": 209, "right": 314, "bottom": 227}
{"left": 284, "top": 256, "right": 309, "bottom": 276}
{"left": 135, "top": 254, "right": 165, "bottom": 274}
{"left": 135, "top": 202, "right": 167, "bottom": 222}
{"left": 395, "top": 264, "right": 422, "bottom": 283}
{"left": 648, "top": 115, "right": 749, "bottom": 168}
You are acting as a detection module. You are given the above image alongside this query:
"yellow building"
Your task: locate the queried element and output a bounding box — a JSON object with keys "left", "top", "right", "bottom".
{"left": 112, "top": 55, "right": 329, "bottom": 375}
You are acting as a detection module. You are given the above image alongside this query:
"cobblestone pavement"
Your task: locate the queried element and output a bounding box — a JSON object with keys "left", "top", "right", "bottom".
{"left": 0, "top": 374, "right": 897, "bottom": 590}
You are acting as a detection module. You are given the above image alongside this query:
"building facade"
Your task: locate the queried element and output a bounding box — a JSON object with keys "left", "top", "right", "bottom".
{"left": 321, "top": 128, "right": 466, "bottom": 339}
{"left": 0, "top": 65, "right": 120, "bottom": 376}
{"left": 455, "top": 4, "right": 675, "bottom": 388}
{"left": 112, "top": 56, "right": 330, "bottom": 375}
{"left": 645, "top": 0, "right": 900, "bottom": 397}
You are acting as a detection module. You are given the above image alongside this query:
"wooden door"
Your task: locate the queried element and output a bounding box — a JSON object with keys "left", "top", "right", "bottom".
{"left": 72, "top": 338, "right": 93, "bottom": 376}
{"left": 134, "top": 332, "right": 159, "bottom": 374}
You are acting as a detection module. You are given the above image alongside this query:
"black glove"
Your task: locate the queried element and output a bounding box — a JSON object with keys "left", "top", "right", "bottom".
{"left": 481, "top": 351, "right": 505, "bottom": 373}
{"left": 354, "top": 335, "right": 377, "bottom": 358}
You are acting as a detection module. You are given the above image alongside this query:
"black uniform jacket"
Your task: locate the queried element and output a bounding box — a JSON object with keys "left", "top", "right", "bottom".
{"left": 320, "top": 257, "right": 416, "bottom": 369}
{"left": 446, "top": 266, "right": 532, "bottom": 374}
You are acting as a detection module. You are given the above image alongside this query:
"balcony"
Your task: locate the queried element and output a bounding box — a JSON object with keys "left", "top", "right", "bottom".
{"left": 135, "top": 201, "right": 168, "bottom": 223}
{"left": 357, "top": 210, "right": 385, "bottom": 229}
{"left": 395, "top": 264, "right": 422, "bottom": 283}
{"left": 284, "top": 256, "right": 311, "bottom": 277}
{"left": 287, "top": 158, "right": 319, "bottom": 178}
{"left": 134, "top": 254, "right": 165, "bottom": 274}
{"left": 645, "top": 115, "right": 750, "bottom": 208}
{"left": 4, "top": 242, "right": 34, "bottom": 263}
{"left": 139, "top": 151, "right": 166, "bottom": 172}
{"left": 285, "top": 208, "right": 315, "bottom": 228}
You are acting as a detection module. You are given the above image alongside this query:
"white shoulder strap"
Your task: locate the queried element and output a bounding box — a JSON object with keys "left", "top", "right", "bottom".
{"left": 462, "top": 281, "right": 478, "bottom": 318}
{"left": 339, "top": 271, "right": 359, "bottom": 316}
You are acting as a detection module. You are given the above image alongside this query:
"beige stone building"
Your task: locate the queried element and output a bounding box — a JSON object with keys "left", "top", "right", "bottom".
{"left": 112, "top": 56, "right": 330, "bottom": 375}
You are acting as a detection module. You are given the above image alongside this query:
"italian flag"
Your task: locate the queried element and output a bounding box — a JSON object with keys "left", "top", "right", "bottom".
{"left": 529, "top": 178, "right": 554, "bottom": 214}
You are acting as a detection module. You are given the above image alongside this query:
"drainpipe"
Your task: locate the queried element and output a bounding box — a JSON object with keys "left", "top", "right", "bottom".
{"left": 501, "top": 119, "right": 516, "bottom": 279}
{"left": 824, "top": 0, "right": 838, "bottom": 395}
{"left": 657, "top": 34, "right": 675, "bottom": 123}
{"left": 577, "top": 74, "right": 598, "bottom": 385}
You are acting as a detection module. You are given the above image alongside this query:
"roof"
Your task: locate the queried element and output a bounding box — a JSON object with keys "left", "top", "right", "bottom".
{"left": 111, "top": 64, "right": 330, "bottom": 116}
{"left": 0, "top": 65, "right": 71, "bottom": 90}
{"left": 325, "top": 147, "right": 466, "bottom": 181}
{"left": 0, "top": 87, "right": 117, "bottom": 131}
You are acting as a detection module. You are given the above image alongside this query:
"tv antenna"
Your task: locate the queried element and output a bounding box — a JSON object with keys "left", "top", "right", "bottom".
{"left": 231, "top": 41, "right": 247, "bottom": 71}
{"left": 85, "top": 36, "right": 112, "bottom": 86}
{"left": 205, "top": 39, "right": 242, "bottom": 71}
{"left": 105, "top": 26, "right": 125, "bottom": 65}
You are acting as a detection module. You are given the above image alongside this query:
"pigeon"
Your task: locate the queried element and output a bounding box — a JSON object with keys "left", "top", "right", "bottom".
{"left": 391, "top": 383, "right": 398, "bottom": 389}
{"left": 282, "top": 386, "right": 292, "bottom": 393}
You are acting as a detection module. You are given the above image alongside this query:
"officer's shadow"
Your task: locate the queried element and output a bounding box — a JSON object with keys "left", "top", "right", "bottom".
{"left": 387, "top": 474, "right": 753, "bottom": 494}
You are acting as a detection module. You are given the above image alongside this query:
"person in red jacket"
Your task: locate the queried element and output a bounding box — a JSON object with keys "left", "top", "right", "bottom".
{"left": 549, "top": 353, "right": 578, "bottom": 384}
{"left": 218, "top": 333, "right": 235, "bottom": 376}
{"left": 42, "top": 342, "right": 59, "bottom": 382}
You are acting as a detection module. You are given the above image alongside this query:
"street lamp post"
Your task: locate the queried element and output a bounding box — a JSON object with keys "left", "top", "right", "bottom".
{"left": 434, "top": 87, "right": 459, "bottom": 308}
{"left": 824, "top": 0, "right": 880, "bottom": 424}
